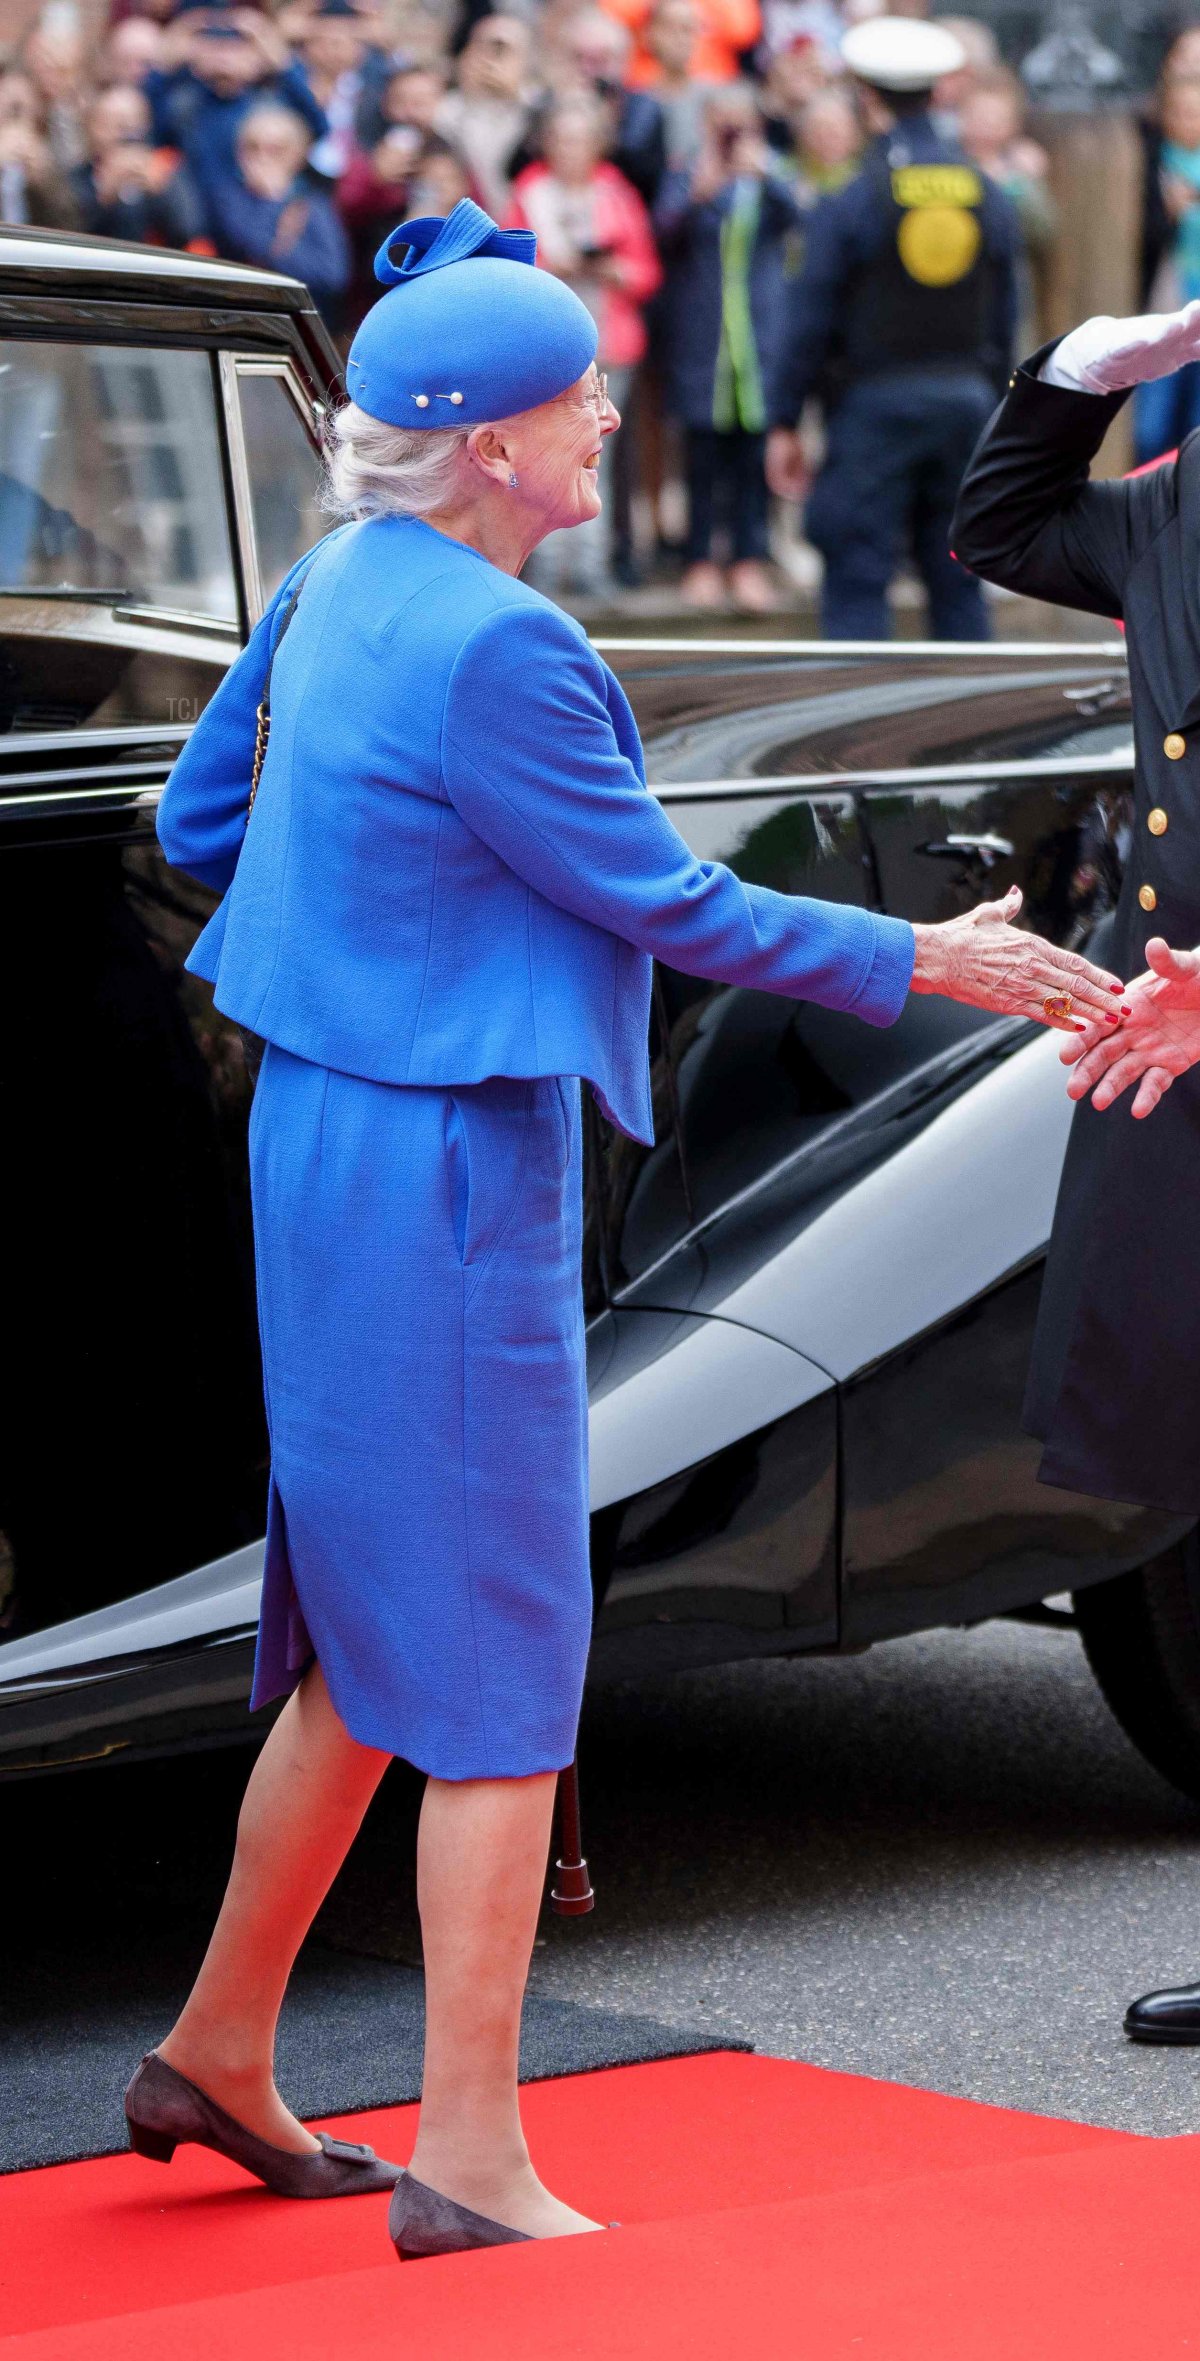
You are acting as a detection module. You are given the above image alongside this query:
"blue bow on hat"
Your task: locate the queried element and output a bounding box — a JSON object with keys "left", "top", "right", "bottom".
{"left": 373, "top": 199, "right": 536, "bottom": 284}
{"left": 346, "top": 199, "right": 598, "bottom": 430}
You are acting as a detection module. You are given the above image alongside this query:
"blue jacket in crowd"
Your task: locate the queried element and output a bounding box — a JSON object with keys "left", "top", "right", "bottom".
{"left": 204, "top": 176, "right": 351, "bottom": 319}
{"left": 157, "top": 518, "right": 914, "bottom": 1148}
{"left": 653, "top": 168, "right": 806, "bottom": 432}
{"left": 144, "top": 62, "right": 328, "bottom": 198}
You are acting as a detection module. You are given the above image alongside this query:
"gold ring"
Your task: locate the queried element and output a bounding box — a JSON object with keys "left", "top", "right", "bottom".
{"left": 1043, "top": 993, "right": 1074, "bottom": 1022}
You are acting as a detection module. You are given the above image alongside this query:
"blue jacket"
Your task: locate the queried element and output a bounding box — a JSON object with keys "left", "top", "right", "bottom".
{"left": 204, "top": 177, "right": 350, "bottom": 323}
{"left": 653, "top": 168, "right": 806, "bottom": 431}
{"left": 143, "top": 64, "right": 327, "bottom": 199}
{"left": 769, "top": 116, "right": 1019, "bottom": 426}
{"left": 157, "top": 519, "right": 914, "bottom": 1146}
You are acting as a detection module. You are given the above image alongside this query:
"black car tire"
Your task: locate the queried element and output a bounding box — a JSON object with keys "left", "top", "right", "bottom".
{"left": 1073, "top": 1533, "right": 1200, "bottom": 1802}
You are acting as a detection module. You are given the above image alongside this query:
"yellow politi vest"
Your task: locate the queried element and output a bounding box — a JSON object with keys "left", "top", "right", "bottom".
{"left": 841, "top": 150, "right": 992, "bottom": 377}
{"left": 891, "top": 163, "right": 985, "bottom": 288}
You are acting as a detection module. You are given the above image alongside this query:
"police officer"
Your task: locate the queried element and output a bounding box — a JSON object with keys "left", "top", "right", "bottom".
{"left": 766, "top": 16, "right": 1019, "bottom": 640}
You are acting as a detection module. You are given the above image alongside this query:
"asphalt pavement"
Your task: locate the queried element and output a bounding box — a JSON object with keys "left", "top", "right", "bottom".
{"left": 13, "top": 1613, "right": 1200, "bottom": 2150}
{"left": 323, "top": 1615, "right": 1200, "bottom": 2137}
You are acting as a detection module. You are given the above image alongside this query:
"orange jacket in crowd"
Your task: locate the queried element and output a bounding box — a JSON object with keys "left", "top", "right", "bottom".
{"left": 601, "top": 0, "right": 761, "bottom": 85}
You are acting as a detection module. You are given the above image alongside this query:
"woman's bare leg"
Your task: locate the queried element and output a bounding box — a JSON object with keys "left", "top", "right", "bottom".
{"left": 407, "top": 1771, "right": 600, "bottom": 2237}
{"left": 157, "top": 1663, "right": 389, "bottom": 2153}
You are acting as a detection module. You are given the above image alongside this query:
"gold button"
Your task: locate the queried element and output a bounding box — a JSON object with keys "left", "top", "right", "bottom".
{"left": 1165, "top": 732, "right": 1186, "bottom": 759}
{"left": 1148, "top": 807, "right": 1169, "bottom": 835}
{"left": 1139, "top": 884, "right": 1158, "bottom": 912}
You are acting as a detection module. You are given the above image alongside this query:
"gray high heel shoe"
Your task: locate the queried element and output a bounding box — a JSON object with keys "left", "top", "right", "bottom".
{"left": 388, "top": 2169, "right": 533, "bottom": 2260}
{"left": 124, "top": 2052, "right": 402, "bottom": 2198}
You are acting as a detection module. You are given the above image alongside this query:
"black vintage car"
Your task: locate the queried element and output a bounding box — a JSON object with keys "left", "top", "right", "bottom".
{"left": 1, "top": 225, "right": 1197, "bottom": 1798}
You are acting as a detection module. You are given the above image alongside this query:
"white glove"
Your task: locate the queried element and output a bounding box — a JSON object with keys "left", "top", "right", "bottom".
{"left": 1039, "top": 301, "right": 1200, "bottom": 395}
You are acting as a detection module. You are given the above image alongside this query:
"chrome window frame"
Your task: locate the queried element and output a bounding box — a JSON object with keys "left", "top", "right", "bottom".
{"left": 218, "top": 354, "right": 327, "bottom": 628}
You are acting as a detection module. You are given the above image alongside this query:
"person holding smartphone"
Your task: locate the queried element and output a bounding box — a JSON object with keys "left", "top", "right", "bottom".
{"left": 73, "top": 81, "right": 209, "bottom": 250}
{"left": 143, "top": 5, "right": 328, "bottom": 209}
{"left": 655, "top": 81, "right": 804, "bottom": 609}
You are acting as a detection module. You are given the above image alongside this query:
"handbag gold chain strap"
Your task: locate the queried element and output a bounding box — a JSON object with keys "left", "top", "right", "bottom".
{"left": 248, "top": 698, "right": 270, "bottom": 816}
{"left": 246, "top": 571, "right": 307, "bottom": 823}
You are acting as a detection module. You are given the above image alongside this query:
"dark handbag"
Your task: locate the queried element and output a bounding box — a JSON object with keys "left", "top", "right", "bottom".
{"left": 247, "top": 571, "right": 307, "bottom": 820}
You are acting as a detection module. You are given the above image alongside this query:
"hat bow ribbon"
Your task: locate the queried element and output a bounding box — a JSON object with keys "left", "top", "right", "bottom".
{"left": 374, "top": 199, "right": 536, "bottom": 288}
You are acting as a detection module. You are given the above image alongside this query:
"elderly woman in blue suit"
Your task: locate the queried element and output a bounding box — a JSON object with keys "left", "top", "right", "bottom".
{"left": 123, "top": 201, "right": 1125, "bottom": 2259}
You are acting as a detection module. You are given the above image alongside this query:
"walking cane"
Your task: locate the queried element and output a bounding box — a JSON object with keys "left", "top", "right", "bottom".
{"left": 549, "top": 1755, "right": 594, "bottom": 1915}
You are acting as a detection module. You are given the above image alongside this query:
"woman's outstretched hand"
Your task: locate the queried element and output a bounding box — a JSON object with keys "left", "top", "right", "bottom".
{"left": 1060, "top": 938, "right": 1200, "bottom": 1117}
{"left": 909, "top": 885, "right": 1127, "bottom": 1032}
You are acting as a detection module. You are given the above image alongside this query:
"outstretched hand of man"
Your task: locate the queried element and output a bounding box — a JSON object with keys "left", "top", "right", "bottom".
{"left": 1061, "top": 939, "right": 1200, "bottom": 1116}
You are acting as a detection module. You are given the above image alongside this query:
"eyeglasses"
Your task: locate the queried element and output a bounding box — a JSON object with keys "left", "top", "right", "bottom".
{"left": 579, "top": 372, "right": 610, "bottom": 421}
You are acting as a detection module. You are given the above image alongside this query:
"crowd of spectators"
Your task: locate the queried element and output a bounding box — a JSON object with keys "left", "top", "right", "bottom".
{"left": 0, "top": 0, "right": 1068, "bottom": 603}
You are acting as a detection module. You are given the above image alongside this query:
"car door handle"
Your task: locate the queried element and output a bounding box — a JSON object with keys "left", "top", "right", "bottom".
{"left": 918, "top": 832, "right": 1015, "bottom": 871}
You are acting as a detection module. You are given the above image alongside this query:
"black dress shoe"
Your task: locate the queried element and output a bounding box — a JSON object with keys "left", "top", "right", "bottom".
{"left": 1124, "top": 1980, "right": 1200, "bottom": 2043}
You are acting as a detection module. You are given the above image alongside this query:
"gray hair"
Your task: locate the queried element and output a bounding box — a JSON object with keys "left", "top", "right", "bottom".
{"left": 236, "top": 100, "right": 313, "bottom": 158}
{"left": 321, "top": 400, "right": 471, "bottom": 521}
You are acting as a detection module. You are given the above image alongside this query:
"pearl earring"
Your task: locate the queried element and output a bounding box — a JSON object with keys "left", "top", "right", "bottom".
{"left": 508, "top": 470, "right": 518, "bottom": 488}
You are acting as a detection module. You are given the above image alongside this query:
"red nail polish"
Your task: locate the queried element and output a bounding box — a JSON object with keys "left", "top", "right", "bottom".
{"left": 1105, "top": 1014, "right": 1119, "bottom": 1025}
{"left": 1110, "top": 983, "right": 1123, "bottom": 993}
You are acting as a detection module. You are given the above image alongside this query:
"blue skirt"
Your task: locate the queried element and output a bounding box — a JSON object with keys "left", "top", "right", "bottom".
{"left": 246, "top": 1048, "right": 591, "bottom": 1779}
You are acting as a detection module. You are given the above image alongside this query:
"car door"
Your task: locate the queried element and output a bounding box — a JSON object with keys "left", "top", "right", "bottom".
{"left": 0, "top": 331, "right": 328, "bottom": 1670}
{"left": 855, "top": 656, "right": 1134, "bottom": 951}
{"left": 603, "top": 638, "right": 1176, "bottom": 1649}
{"left": 603, "top": 636, "right": 1137, "bottom": 1248}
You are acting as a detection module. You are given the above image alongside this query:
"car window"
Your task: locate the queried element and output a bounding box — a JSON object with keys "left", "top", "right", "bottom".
{"left": 0, "top": 341, "right": 236, "bottom": 620}
{"left": 235, "top": 366, "right": 328, "bottom": 604}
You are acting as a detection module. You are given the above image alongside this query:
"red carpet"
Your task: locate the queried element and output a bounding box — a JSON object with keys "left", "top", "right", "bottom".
{"left": 2, "top": 2052, "right": 1196, "bottom": 2358}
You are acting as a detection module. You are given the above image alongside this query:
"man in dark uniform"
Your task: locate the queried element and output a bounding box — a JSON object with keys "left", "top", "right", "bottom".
{"left": 766, "top": 15, "right": 1019, "bottom": 641}
{"left": 952, "top": 300, "right": 1200, "bottom": 2042}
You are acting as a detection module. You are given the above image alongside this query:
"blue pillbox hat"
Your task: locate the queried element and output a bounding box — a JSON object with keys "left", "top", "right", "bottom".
{"left": 345, "top": 199, "right": 598, "bottom": 429}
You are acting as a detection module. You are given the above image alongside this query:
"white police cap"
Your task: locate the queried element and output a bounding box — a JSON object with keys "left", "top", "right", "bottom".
{"left": 840, "top": 16, "right": 967, "bottom": 91}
